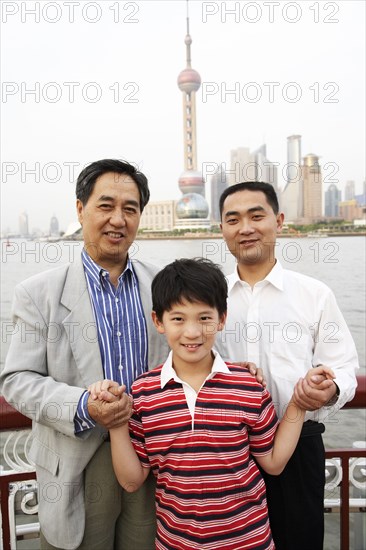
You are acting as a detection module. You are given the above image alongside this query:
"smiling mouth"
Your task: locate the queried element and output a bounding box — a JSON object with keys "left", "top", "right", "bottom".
{"left": 182, "top": 344, "right": 201, "bottom": 349}
{"left": 106, "top": 232, "right": 125, "bottom": 239}
{"left": 239, "top": 239, "right": 258, "bottom": 245}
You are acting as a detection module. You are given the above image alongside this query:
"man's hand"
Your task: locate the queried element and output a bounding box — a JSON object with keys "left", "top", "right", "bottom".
{"left": 87, "top": 382, "right": 133, "bottom": 430}
{"left": 233, "top": 361, "right": 266, "bottom": 387}
{"left": 293, "top": 365, "right": 336, "bottom": 411}
{"left": 88, "top": 379, "right": 123, "bottom": 402}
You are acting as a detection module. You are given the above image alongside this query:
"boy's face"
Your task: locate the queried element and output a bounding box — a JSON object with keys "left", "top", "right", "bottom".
{"left": 152, "top": 300, "right": 226, "bottom": 372}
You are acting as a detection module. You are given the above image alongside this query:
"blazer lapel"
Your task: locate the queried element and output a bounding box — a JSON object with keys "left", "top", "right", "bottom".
{"left": 61, "top": 254, "right": 104, "bottom": 387}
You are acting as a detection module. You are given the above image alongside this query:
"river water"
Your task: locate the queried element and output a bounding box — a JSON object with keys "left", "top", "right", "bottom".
{"left": 1, "top": 236, "right": 365, "bottom": 549}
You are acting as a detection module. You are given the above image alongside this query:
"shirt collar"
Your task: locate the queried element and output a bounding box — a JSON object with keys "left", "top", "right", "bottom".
{"left": 82, "top": 248, "right": 136, "bottom": 289}
{"left": 160, "top": 349, "right": 230, "bottom": 389}
{"left": 227, "top": 259, "right": 284, "bottom": 292}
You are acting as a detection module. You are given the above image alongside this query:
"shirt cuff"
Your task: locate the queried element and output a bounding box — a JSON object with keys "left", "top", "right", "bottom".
{"left": 74, "top": 390, "right": 96, "bottom": 434}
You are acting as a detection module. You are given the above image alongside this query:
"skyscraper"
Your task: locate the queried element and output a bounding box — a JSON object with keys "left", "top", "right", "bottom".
{"left": 229, "top": 147, "right": 256, "bottom": 185}
{"left": 210, "top": 165, "right": 228, "bottom": 223}
{"left": 281, "top": 135, "right": 303, "bottom": 221}
{"left": 302, "top": 153, "right": 322, "bottom": 222}
{"left": 19, "top": 211, "right": 29, "bottom": 236}
{"left": 175, "top": 2, "right": 209, "bottom": 227}
{"left": 345, "top": 180, "right": 355, "bottom": 200}
{"left": 253, "top": 144, "right": 278, "bottom": 192}
{"left": 49, "top": 215, "right": 59, "bottom": 236}
{"left": 325, "top": 183, "right": 341, "bottom": 218}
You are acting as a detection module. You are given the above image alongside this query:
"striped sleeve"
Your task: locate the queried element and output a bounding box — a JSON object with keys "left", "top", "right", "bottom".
{"left": 248, "top": 388, "right": 279, "bottom": 456}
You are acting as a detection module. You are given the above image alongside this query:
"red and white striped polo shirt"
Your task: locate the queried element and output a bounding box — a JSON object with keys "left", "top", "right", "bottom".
{"left": 129, "top": 350, "right": 278, "bottom": 549}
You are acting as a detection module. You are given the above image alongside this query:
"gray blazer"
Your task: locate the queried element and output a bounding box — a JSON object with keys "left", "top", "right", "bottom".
{"left": 0, "top": 253, "right": 169, "bottom": 549}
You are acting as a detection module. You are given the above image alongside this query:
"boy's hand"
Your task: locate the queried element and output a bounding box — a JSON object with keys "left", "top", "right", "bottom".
{"left": 293, "top": 365, "right": 336, "bottom": 411}
{"left": 232, "top": 362, "right": 266, "bottom": 387}
{"left": 88, "top": 379, "right": 124, "bottom": 401}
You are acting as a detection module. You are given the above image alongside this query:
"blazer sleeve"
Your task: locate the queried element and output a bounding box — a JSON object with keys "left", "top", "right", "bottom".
{"left": 0, "top": 282, "right": 86, "bottom": 438}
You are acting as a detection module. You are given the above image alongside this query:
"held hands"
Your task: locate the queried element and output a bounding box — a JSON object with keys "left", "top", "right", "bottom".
{"left": 293, "top": 365, "right": 337, "bottom": 411}
{"left": 87, "top": 380, "right": 133, "bottom": 430}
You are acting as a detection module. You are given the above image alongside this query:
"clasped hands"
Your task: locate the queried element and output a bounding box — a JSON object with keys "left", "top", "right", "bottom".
{"left": 87, "top": 380, "right": 133, "bottom": 430}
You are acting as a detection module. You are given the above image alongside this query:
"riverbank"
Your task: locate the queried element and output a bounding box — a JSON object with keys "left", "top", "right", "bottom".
{"left": 135, "top": 232, "right": 366, "bottom": 240}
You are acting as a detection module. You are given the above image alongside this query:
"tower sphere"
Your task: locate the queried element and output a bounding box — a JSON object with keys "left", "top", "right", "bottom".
{"left": 178, "top": 170, "right": 204, "bottom": 194}
{"left": 176, "top": 193, "right": 209, "bottom": 219}
{"left": 177, "top": 68, "right": 201, "bottom": 93}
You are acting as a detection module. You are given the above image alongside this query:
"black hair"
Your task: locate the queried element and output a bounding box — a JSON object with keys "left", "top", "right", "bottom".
{"left": 219, "top": 181, "right": 279, "bottom": 218}
{"left": 152, "top": 258, "right": 227, "bottom": 321}
{"left": 75, "top": 159, "right": 150, "bottom": 212}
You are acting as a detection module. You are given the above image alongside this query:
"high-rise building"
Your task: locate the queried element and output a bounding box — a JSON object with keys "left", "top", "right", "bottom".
{"left": 345, "top": 180, "right": 355, "bottom": 200}
{"left": 228, "top": 144, "right": 278, "bottom": 192}
{"left": 175, "top": 3, "right": 209, "bottom": 228}
{"left": 19, "top": 211, "right": 29, "bottom": 236}
{"left": 339, "top": 200, "right": 363, "bottom": 222}
{"left": 229, "top": 147, "right": 256, "bottom": 185}
{"left": 49, "top": 215, "right": 59, "bottom": 236}
{"left": 281, "top": 135, "right": 303, "bottom": 221}
{"left": 324, "top": 184, "right": 341, "bottom": 218}
{"left": 253, "top": 144, "right": 278, "bottom": 192}
{"left": 302, "top": 153, "right": 323, "bottom": 222}
{"left": 210, "top": 165, "right": 228, "bottom": 223}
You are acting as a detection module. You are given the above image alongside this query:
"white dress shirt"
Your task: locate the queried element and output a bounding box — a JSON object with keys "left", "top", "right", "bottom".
{"left": 215, "top": 261, "right": 359, "bottom": 421}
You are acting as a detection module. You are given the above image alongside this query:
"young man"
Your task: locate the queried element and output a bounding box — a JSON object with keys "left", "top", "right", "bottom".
{"left": 215, "top": 181, "right": 359, "bottom": 550}
{"left": 89, "top": 258, "right": 334, "bottom": 550}
{"left": 0, "top": 159, "right": 169, "bottom": 549}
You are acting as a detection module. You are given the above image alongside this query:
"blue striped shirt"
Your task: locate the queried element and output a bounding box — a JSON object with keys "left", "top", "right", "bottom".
{"left": 74, "top": 249, "right": 148, "bottom": 433}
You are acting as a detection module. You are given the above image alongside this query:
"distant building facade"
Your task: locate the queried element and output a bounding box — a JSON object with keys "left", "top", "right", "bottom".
{"left": 281, "top": 135, "right": 303, "bottom": 222}
{"left": 210, "top": 165, "right": 228, "bottom": 223}
{"left": 139, "top": 200, "right": 176, "bottom": 232}
{"left": 339, "top": 200, "right": 364, "bottom": 222}
{"left": 19, "top": 211, "right": 29, "bottom": 236}
{"left": 49, "top": 215, "right": 59, "bottom": 236}
{"left": 344, "top": 180, "right": 355, "bottom": 201}
{"left": 229, "top": 147, "right": 256, "bottom": 185}
{"left": 324, "top": 184, "right": 341, "bottom": 217}
{"left": 301, "top": 153, "right": 323, "bottom": 222}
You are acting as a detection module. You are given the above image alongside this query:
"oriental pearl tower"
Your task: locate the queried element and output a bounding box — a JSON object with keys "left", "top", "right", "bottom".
{"left": 175, "top": 1, "right": 209, "bottom": 226}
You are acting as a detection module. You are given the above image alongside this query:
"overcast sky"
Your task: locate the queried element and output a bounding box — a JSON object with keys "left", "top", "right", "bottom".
{"left": 1, "top": 0, "right": 365, "bottom": 233}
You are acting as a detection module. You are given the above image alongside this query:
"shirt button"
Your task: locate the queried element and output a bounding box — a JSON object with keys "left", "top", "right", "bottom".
{"left": 115, "top": 298, "right": 119, "bottom": 303}
{"left": 102, "top": 271, "right": 107, "bottom": 277}
{"left": 118, "top": 365, "right": 123, "bottom": 371}
{"left": 117, "top": 331, "right": 121, "bottom": 337}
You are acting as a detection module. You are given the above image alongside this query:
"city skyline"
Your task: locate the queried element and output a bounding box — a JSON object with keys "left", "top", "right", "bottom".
{"left": 1, "top": 0, "right": 365, "bottom": 232}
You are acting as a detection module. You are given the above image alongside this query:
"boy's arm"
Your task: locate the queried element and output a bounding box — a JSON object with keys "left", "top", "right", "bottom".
{"left": 109, "top": 424, "right": 151, "bottom": 492}
{"left": 255, "top": 400, "right": 305, "bottom": 475}
{"left": 255, "top": 366, "right": 334, "bottom": 475}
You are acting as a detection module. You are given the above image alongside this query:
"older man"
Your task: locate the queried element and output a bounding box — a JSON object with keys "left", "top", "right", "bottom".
{"left": 0, "top": 159, "right": 169, "bottom": 550}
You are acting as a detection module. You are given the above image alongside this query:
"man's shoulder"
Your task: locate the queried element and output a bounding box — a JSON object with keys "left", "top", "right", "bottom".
{"left": 131, "top": 259, "right": 160, "bottom": 279}
{"left": 18, "top": 262, "right": 72, "bottom": 290}
{"left": 283, "top": 267, "right": 331, "bottom": 292}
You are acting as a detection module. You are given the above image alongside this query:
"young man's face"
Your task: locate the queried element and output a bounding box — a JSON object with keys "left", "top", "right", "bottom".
{"left": 76, "top": 172, "right": 141, "bottom": 270}
{"left": 220, "top": 189, "right": 284, "bottom": 267}
{"left": 152, "top": 300, "right": 226, "bottom": 372}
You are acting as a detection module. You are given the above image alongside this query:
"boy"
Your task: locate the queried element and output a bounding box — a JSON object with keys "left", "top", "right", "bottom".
{"left": 89, "top": 258, "right": 334, "bottom": 549}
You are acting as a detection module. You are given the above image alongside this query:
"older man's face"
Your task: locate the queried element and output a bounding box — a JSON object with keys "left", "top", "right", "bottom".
{"left": 77, "top": 172, "right": 141, "bottom": 270}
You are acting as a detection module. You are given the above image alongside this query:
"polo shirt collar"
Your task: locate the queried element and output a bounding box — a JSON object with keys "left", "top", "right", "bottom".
{"left": 161, "top": 349, "right": 230, "bottom": 388}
